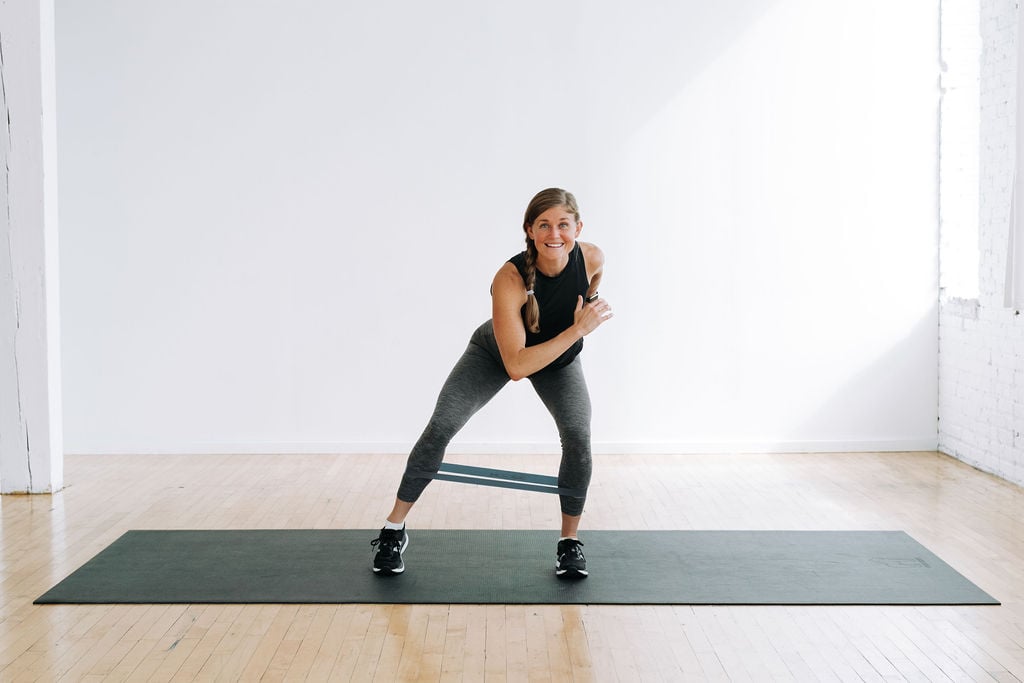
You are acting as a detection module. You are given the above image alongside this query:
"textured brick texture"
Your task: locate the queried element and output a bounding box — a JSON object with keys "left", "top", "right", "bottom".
{"left": 938, "top": 0, "right": 1024, "bottom": 487}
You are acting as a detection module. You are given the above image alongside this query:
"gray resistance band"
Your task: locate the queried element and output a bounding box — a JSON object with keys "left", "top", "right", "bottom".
{"left": 410, "top": 462, "right": 585, "bottom": 497}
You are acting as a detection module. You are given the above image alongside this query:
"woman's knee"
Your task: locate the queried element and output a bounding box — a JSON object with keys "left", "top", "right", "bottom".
{"left": 558, "top": 420, "right": 591, "bottom": 452}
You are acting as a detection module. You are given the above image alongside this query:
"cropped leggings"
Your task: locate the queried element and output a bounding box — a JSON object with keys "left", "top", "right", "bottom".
{"left": 397, "top": 320, "right": 592, "bottom": 516}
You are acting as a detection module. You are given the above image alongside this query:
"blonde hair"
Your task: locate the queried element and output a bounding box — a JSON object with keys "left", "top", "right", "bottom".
{"left": 521, "top": 188, "right": 581, "bottom": 333}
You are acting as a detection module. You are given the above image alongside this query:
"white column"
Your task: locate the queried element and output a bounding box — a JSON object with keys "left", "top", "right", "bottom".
{"left": 0, "top": 0, "right": 63, "bottom": 494}
{"left": 1012, "top": 0, "right": 1024, "bottom": 311}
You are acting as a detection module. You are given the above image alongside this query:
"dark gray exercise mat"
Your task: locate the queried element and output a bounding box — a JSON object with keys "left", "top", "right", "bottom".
{"left": 34, "top": 529, "right": 998, "bottom": 606}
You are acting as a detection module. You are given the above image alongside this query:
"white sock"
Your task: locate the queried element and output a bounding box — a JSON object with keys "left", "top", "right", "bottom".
{"left": 384, "top": 520, "right": 405, "bottom": 531}
{"left": 559, "top": 536, "right": 578, "bottom": 542}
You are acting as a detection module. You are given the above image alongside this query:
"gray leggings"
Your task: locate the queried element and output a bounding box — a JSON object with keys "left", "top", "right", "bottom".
{"left": 397, "top": 320, "right": 592, "bottom": 516}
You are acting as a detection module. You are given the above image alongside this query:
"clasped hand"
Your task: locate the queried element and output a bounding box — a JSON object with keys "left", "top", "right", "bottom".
{"left": 574, "top": 295, "right": 614, "bottom": 336}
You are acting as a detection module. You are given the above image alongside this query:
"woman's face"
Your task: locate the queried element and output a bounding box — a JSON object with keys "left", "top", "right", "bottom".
{"left": 526, "top": 206, "right": 582, "bottom": 260}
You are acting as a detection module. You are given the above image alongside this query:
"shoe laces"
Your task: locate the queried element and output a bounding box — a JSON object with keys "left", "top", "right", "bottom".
{"left": 560, "top": 539, "right": 585, "bottom": 560}
{"left": 371, "top": 529, "right": 402, "bottom": 555}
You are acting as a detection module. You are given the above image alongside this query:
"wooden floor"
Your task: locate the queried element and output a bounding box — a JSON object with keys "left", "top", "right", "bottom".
{"left": 1, "top": 451, "right": 1023, "bottom": 682}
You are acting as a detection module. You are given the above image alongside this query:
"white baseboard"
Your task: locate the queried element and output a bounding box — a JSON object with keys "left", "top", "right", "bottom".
{"left": 587, "top": 439, "right": 938, "bottom": 455}
{"left": 69, "top": 438, "right": 939, "bottom": 456}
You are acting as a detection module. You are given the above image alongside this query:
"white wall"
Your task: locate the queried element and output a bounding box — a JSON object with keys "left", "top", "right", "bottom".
{"left": 56, "top": 0, "right": 941, "bottom": 455}
{"left": 938, "top": 0, "right": 1024, "bottom": 487}
{"left": 0, "top": 0, "right": 64, "bottom": 492}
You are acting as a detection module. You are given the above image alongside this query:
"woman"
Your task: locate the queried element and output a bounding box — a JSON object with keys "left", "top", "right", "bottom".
{"left": 371, "top": 188, "right": 613, "bottom": 579}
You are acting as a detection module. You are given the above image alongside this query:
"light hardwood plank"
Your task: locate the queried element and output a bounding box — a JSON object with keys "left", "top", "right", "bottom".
{"left": 1, "top": 451, "right": 1023, "bottom": 680}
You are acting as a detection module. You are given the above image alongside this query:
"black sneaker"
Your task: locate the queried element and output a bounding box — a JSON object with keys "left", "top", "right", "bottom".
{"left": 370, "top": 526, "right": 409, "bottom": 575}
{"left": 555, "top": 538, "right": 588, "bottom": 578}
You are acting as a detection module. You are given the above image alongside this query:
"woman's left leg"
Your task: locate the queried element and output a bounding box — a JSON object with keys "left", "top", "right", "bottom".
{"left": 528, "top": 357, "right": 592, "bottom": 532}
{"left": 530, "top": 357, "right": 592, "bottom": 577}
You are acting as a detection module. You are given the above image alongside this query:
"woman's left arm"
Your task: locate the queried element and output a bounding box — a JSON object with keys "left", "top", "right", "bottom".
{"left": 581, "top": 242, "right": 605, "bottom": 300}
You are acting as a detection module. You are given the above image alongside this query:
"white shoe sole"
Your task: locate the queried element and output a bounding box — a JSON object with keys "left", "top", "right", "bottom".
{"left": 555, "top": 565, "right": 588, "bottom": 578}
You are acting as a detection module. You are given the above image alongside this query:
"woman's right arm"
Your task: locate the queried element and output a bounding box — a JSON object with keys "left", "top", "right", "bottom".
{"left": 491, "top": 263, "right": 611, "bottom": 381}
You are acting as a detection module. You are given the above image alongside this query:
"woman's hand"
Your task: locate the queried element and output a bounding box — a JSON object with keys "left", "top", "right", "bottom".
{"left": 574, "top": 295, "right": 614, "bottom": 336}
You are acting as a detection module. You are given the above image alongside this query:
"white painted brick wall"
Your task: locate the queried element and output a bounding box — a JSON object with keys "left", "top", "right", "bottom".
{"left": 938, "top": 0, "right": 1024, "bottom": 487}
{"left": 940, "top": 0, "right": 981, "bottom": 297}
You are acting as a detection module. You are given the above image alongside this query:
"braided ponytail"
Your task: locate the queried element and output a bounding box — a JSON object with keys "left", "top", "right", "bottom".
{"left": 523, "top": 238, "right": 541, "bottom": 333}
{"left": 520, "top": 188, "right": 581, "bottom": 335}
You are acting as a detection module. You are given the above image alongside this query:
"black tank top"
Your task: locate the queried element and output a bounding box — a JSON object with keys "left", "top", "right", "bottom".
{"left": 508, "top": 242, "right": 590, "bottom": 371}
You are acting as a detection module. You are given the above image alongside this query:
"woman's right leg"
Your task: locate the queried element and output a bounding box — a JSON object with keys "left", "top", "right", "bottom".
{"left": 392, "top": 322, "right": 510, "bottom": 519}
{"left": 374, "top": 324, "right": 509, "bottom": 574}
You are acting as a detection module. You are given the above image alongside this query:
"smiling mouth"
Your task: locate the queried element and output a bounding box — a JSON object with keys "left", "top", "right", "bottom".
{"left": 544, "top": 242, "right": 565, "bottom": 248}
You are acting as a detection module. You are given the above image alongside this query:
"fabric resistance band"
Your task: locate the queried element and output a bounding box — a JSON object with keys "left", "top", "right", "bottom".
{"left": 410, "top": 462, "right": 585, "bottom": 497}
